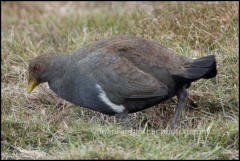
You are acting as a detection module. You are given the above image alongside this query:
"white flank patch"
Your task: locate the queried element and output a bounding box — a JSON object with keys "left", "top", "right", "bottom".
{"left": 96, "top": 84, "right": 125, "bottom": 113}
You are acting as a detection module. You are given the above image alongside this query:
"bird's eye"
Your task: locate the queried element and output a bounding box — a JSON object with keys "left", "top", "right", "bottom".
{"left": 34, "top": 64, "right": 40, "bottom": 71}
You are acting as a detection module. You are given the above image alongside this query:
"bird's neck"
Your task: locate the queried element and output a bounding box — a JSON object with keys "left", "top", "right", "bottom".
{"left": 45, "top": 54, "right": 71, "bottom": 82}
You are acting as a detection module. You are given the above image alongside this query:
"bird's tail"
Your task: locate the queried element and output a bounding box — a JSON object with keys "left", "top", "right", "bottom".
{"left": 185, "top": 55, "right": 217, "bottom": 80}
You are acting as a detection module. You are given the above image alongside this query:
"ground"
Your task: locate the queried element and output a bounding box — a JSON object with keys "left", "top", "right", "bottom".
{"left": 1, "top": 1, "right": 239, "bottom": 159}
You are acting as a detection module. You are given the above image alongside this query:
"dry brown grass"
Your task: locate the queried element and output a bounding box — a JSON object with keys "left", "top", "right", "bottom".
{"left": 1, "top": 1, "right": 239, "bottom": 159}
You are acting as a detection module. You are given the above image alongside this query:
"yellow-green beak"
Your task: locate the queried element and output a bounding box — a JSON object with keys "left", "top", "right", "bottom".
{"left": 27, "top": 76, "right": 38, "bottom": 93}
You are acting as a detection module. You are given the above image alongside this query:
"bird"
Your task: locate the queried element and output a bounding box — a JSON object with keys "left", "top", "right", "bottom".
{"left": 27, "top": 35, "right": 217, "bottom": 129}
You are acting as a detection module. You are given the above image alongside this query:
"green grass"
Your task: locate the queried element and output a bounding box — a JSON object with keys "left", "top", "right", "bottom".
{"left": 1, "top": 1, "right": 239, "bottom": 159}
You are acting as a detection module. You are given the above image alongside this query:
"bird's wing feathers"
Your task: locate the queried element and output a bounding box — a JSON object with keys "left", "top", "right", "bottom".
{"left": 89, "top": 52, "right": 168, "bottom": 99}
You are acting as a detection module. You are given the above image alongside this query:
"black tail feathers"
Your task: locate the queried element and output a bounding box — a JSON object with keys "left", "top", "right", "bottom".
{"left": 186, "top": 55, "right": 217, "bottom": 80}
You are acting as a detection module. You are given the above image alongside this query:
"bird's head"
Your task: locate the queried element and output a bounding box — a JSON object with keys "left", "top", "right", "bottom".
{"left": 27, "top": 53, "right": 57, "bottom": 93}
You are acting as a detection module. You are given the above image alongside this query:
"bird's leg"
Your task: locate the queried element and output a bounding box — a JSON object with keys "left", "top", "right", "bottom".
{"left": 170, "top": 85, "right": 188, "bottom": 130}
{"left": 116, "top": 110, "right": 133, "bottom": 128}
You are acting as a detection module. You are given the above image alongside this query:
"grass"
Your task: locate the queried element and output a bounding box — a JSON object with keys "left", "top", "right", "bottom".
{"left": 1, "top": 1, "right": 239, "bottom": 159}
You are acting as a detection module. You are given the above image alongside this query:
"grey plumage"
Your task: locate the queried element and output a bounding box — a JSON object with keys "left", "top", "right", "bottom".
{"left": 28, "top": 35, "right": 217, "bottom": 129}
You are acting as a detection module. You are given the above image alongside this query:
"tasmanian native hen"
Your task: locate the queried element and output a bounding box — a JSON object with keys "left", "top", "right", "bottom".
{"left": 27, "top": 36, "right": 217, "bottom": 129}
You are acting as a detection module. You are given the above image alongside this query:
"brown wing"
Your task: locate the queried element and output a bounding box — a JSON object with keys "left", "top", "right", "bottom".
{"left": 90, "top": 52, "right": 168, "bottom": 99}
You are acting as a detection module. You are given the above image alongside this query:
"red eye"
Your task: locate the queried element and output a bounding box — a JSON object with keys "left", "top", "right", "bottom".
{"left": 34, "top": 65, "right": 40, "bottom": 71}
